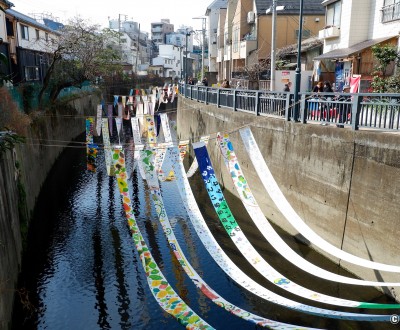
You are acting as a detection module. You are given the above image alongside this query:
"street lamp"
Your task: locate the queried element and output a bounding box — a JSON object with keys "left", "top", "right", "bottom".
{"left": 293, "top": 0, "right": 305, "bottom": 121}
{"left": 185, "top": 29, "right": 194, "bottom": 84}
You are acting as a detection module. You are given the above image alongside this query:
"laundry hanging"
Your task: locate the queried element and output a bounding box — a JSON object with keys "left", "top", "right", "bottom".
{"left": 239, "top": 127, "right": 400, "bottom": 273}
{"left": 101, "top": 118, "right": 114, "bottom": 176}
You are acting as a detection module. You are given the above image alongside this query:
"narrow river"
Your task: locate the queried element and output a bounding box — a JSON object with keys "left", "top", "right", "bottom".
{"left": 12, "top": 120, "right": 397, "bottom": 329}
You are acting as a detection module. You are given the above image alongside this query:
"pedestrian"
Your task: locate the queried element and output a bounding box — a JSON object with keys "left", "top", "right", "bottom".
{"left": 202, "top": 77, "right": 208, "bottom": 86}
{"left": 283, "top": 81, "right": 292, "bottom": 92}
{"left": 236, "top": 81, "right": 241, "bottom": 89}
{"left": 313, "top": 82, "right": 323, "bottom": 93}
{"left": 323, "top": 81, "right": 333, "bottom": 92}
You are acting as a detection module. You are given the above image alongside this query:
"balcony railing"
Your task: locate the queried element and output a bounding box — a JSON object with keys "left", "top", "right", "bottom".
{"left": 179, "top": 83, "right": 400, "bottom": 131}
{"left": 318, "top": 26, "right": 340, "bottom": 39}
{"left": 381, "top": 2, "right": 400, "bottom": 22}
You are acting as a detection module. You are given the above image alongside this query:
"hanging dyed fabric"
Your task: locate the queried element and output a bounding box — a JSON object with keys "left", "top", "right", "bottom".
{"left": 115, "top": 118, "right": 123, "bottom": 139}
{"left": 191, "top": 142, "right": 396, "bottom": 321}
{"left": 86, "top": 117, "right": 97, "bottom": 172}
{"left": 101, "top": 118, "right": 114, "bottom": 176}
{"left": 239, "top": 127, "right": 400, "bottom": 274}
{"left": 113, "top": 95, "right": 119, "bottom": 107}
{"left": 186, "top": 135, "right": 210, "bottom": 178}
{"left": 107, "top": 104, "right": 114, "bottom": 136}
{"left": 144, "top": 115, "right": 156, "bottom": 147}
{"left": 96, "top": 104, "right": 102, "bottom": 136}
{"left": 130, "top": 117, "right": 146, "bottom": 180}
{"left": 111, "top": 148, "right": 213, "bottom": 329}
{"left": 216, "top": 133, "right": 400, "bottom": 307}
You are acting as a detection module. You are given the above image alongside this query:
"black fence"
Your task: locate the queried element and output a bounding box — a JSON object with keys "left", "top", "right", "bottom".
{"left": 180, "top": 84, "right": 400, "bottom": 131}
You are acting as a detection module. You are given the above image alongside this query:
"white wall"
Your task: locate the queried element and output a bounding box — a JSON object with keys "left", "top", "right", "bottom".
{"left": 0, "top": 10, "right": 7, "bottom": 41}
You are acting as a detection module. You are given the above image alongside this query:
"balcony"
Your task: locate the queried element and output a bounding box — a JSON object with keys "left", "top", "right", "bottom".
{"left": 239, "top": 39, "right": 257, "bottom": 58}
{"left": 381, "top": 2, "right": 400, "bottom": 22}
{"left": 318, "top": 25, "right": 340, "bottom": 40}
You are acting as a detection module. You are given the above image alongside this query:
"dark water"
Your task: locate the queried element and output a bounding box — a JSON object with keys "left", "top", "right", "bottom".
{"left": 12, "top": 121, "right": 398, "bottom": 330}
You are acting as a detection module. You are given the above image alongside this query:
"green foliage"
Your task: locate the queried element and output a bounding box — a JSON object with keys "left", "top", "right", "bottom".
{"left": 371, "top": 44, "right": 400, "bottom": 92}
{"left": 371, "top": 44, "right": 400, "bottom": 76}
{"left": 0, "top": 131, "right": 26, "bottom": 154}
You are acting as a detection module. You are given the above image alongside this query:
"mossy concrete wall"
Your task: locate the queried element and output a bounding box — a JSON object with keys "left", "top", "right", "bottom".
{"left": 0, "top": 94, "right": 100, "bottom": 329}
{"left": 177, "top": 96, "right": 400, "bottom": 301}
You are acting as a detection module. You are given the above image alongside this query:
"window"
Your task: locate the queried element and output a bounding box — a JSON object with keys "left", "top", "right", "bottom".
{"left": 326, "top": 1, "right": 341, "bottom": 27}
{"left": 382, "top": 0, "right": 400, "bottom": 22}
{"left": 295, "top": 29, "right": 311, "bottom": 39}
{"left": 36, "top": 29, "right": 40, "bottom": 40}
{"left": 233, "top": 26, "right": 239, "bottom": 53}
{"left": 25, "top": 66, "right": 39, "bottom": 81}
{"left": 45, "top": 33, "right": 49, "bottom": 42}
{"left": 21, "top": 24, "right": 29, "bottom": 40}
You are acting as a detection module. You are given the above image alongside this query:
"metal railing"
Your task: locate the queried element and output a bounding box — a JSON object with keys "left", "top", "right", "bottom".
{"left": 179, "top": 84, "right": 400, "bottom": 131}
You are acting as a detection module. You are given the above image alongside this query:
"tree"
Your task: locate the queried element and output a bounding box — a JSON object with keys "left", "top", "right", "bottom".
{"left": 371, "top": 44, "right": 400, "bottom": 93}
{"left": 38, "top": 17, "right": 122, "bottom": 104}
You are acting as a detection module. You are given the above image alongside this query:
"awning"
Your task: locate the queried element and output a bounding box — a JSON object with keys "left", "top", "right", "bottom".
{"left": 314, "top": 35, "right": 398, "bottom": 60}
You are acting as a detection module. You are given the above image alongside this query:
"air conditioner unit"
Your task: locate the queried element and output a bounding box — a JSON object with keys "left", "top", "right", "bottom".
{"left": 247, "top": 11, "right": 255, "bottom": 24}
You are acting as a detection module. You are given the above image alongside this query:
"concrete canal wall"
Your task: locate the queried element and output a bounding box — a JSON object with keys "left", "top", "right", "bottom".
{"left": 177, "top": 96, "right": 400, "bottom": 301}
{"left": 0, "top": 93, "right": 100, "bottom": 329}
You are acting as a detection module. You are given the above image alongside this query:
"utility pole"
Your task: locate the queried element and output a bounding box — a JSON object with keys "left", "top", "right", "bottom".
{"left": 193, "top": 17, "right": 207, "bottom": 82}
{"left": 270, "top": 0, "right": 277, "bottom": 91}
{"left": 293, "top": 0, "right": 304, "bottom": 121}
{"left": 135, "top": 23, "right": 140, "bottom": 74}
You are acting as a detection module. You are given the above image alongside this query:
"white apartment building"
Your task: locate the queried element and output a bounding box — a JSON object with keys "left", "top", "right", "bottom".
{"left": 152, "top": 44, "right": 183, "bottom": 79}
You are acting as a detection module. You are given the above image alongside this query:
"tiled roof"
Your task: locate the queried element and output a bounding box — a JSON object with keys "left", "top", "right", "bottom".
{"left": 255, "top": 0, "right": 325, "bottom": 15}
{"left": 206, "top": 0, "right": 228, "bottom": 15}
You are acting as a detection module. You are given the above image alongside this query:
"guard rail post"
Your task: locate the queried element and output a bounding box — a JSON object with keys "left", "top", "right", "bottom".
{"left": 300, "top": 94, "right": 307, "bottom": 123}
{"left": 233, "top": 90, "right": 237, "bottom": 111}
{"left": 255, "top": 91, "right": 260, "bottom": 116}
{"left": 217, "top": 88, "right": 221, "bottom": 108}
{"left": 351, "top": 94, "right": 361, "bottom": 130}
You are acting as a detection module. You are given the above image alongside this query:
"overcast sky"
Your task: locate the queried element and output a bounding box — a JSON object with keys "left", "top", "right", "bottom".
{"left": 12, "top": 0, "right": 208, "bottom": 34}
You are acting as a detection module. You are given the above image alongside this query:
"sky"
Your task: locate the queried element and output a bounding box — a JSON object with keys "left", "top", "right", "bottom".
{"left": 11, "top": 0, "right": 209, "bottom": 34}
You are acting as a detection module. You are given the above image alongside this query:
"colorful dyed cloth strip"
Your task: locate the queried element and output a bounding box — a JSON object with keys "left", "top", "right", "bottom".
{"left": 160, "top": 113, "right": 173, "bottom": 144}
{"left": 107, "top": 104, "right": 113, "bottom": 136}
{"left": 111, "top": 148, "right": 213, "bottom": 330}
{"left": 186, "top": 136, "right": 210, "bottom": 178}
{"left": 217, "top": 133, "right": 400, "bottom": 308}
{"left": 96, "top": 104, "right": 102, "bottom": 136}
{"left": 115, "top": 118, "right": 122, "bottom": 138}
{"left": 239, "top": 127, "right": 400, "bottom": 274}
{"left": 130, "top": 117, "right": 146, "bottom": 180}
{"left": 192, "top": 142, "right": 394, "bottom": 321}
{"left": 141, "top": 149, "right": 304, "bottom": 329}
{"left": 87, "top": 143, "right": 98, "bottom": 172}
{"left": 144, "top": 115, "right": 157, "bottom": 147}
{"left": 101, "top": 118, "right": 114, "bottom": 176}
{"left": 169, "top": 147, "right": 323, "bottom": 328}
{"left": 113, "top": 95, "right": 119, "bottom": 107}
{"left": 86, "top": 117, "right": 95, "bottom": 171}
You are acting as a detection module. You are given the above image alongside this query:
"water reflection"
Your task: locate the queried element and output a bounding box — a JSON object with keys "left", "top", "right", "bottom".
{"left": 12, "top": 122, "right": 399, "bottom": 330}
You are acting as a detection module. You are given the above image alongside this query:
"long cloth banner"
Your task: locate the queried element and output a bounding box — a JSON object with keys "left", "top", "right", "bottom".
{"left": 140, "top": 149, "right": 301, "bottom": 329}
{"left": 111, "top": 147, "right": 213, "bottom": 329}
{"left": 239, "top": 127, "right": 400, "bottom": 273}
{"left": 130, "top": 117, "right": 146, "bottom": 180}
{"left": 216, "top": 133, "right": 400, "bottom": 308}
{"left": 169, "top": 147, "right": 392, "bottom": 322}
{"left": 86, "top": 117, "right": 97, "bottom": 172}
{"left": 101, "top": 118, "right": 114, "bottom": 176}
{"left": 186, "top": 136, "right": 210, "bottom": 178}
{"left": 191, "top": 143, "right": 394, "bottom": 321}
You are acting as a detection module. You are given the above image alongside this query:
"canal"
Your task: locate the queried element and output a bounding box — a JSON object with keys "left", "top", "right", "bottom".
{"left": 12, "top": 119, "right": 398, "bottom": 329}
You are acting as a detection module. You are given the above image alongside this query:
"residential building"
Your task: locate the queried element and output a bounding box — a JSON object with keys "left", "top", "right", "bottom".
{"left": 315, "top": 0, "right": 400, "bottom": 92}
{"left": 152, "top": 44, "right": 183, "bottom": 80}
{"left": 4, "top": 8, "right": 60, "bottom": 84}
{"left": 212, "top": 0, "right": 325, "bottom": 87}
{"left": 151, "top": 19, "right": 174, "bottom": 49}
{"left": 109, "top": 18, "right": 152, "bottom": 74}
{"left": 205, "top": 0, "right": 228, "bottom": 84}
{"left": 0, "top": 0, "right": 13, "bottom": 79}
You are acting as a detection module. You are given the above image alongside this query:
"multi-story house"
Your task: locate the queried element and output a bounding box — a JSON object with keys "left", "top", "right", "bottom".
{"left": 151, "top": 19, "right": 174, "bottom": 58}
{"left": 152, "top": 44, "right": 185, "bottom": 80}
{"left": 0, "top": 0, "right": 13, "bottom": 80}
{"left": 211, "top": 0, "right": 325, "bottom": 86}
{"left": 4, "top": 8, "right": 60, "bottom": 84}
{"left": 109, "top": 19, "right": 152, "bottom": 74}
{"left": 315, "top": 0, "right": 400, "bottom": 92}
{"left": 206, "top": 0, "right": 228, "bottom": 84}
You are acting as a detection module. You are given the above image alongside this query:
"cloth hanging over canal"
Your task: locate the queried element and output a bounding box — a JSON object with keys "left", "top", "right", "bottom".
{"left": 169, "top": 146, "right": 393, "bottom": 321}
{"left": 101, "top": 118, "right": 114, "bottom": 176}
{"left": 111, "top": 147, "right": 214, "bottom": 330}
{"left": 239, "top": 127, "right": 400, "bottom": 274}
{"left": 216, "top": 132, "right": 400, "bottom": 307}
{"left": 139, "top": 148, "right": 310, "bottom": 329}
